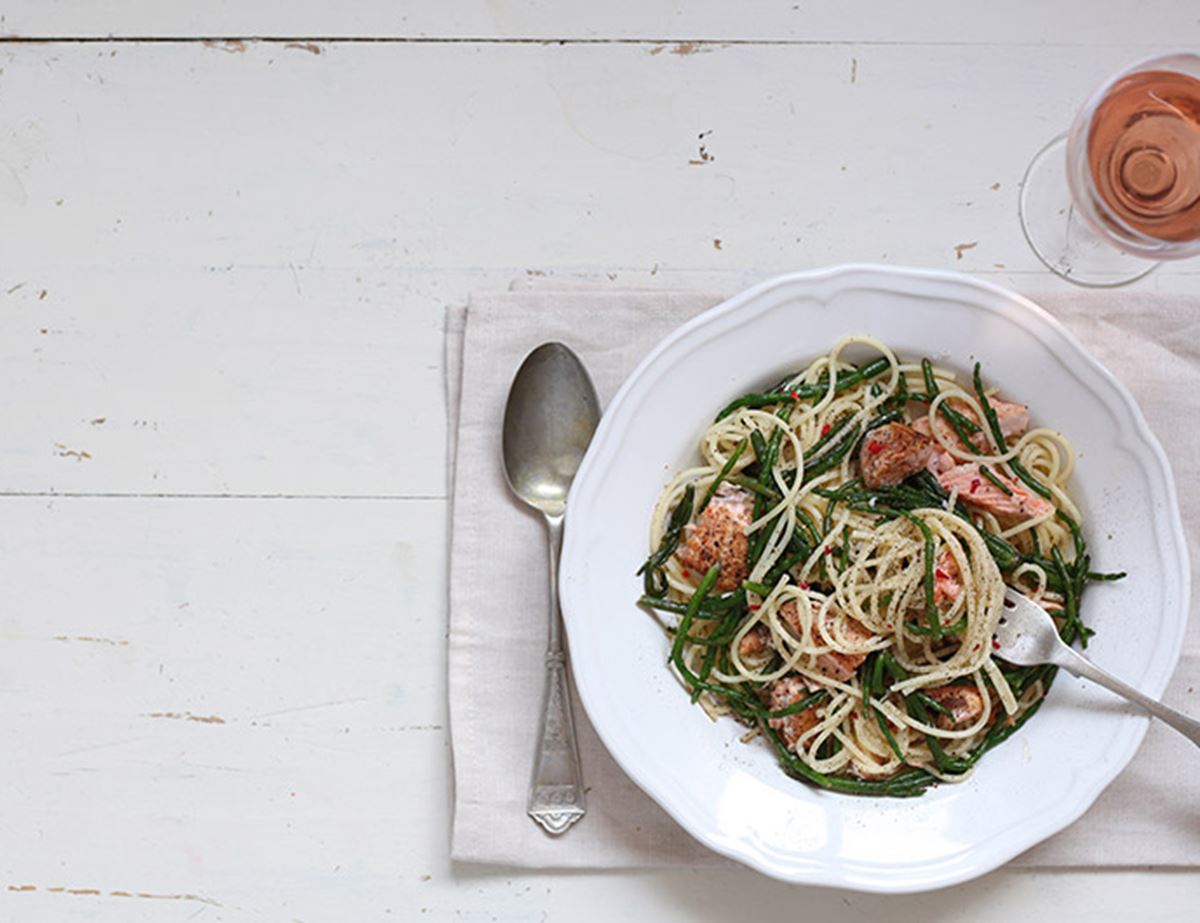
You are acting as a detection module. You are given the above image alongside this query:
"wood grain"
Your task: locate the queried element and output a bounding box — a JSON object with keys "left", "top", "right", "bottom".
{"left": 1, "top": 39, "right": 1196, "bottom": 497}
{"left": 2, "top": 0, "right": 1199, "bottom": 44}
{"left": 0, "top": 14, "right": 1197, "bottom": 921}
{"left": 0, "top": 496, "right": 447, "bottom": 917}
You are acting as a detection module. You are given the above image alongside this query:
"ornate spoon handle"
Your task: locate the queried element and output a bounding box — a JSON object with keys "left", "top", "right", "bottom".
{"left": 527, "top": 513, "right": 586, "bottom": 835}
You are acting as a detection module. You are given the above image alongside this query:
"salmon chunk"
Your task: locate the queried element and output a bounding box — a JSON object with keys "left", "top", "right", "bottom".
{"left": 911, "top": 397, "right": 1030, "bottom": 452}
{"left": 938, "top": 463, "right": 1054, "bottom": 522}
{"left": 922, "top": 684, "right": 986, "bottom": 731}
{"left": 933, "top": 549, "right": 961, "bottom": 610}
{"left": 780, "top": 601, "right": 874, "bottom": 683}
{"left": 767, "top": 675, "right": 822, "bottom": 749}
{"left": 927, "top": 449, "right": 957, "bottom": 476}
{"left": 737, "top": 623, "right": 771, "bottom": 658}
{"left": 991, "top": 398, "right": 1030, "bottom": 441}
{"left": 858, "top": 422, "right": 936, "bottom": 489}
{"left": 677, "top": 485, "right": 752, "bottom": 592}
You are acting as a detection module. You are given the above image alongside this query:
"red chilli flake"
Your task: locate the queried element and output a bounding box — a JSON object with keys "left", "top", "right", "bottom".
{"left": 681, "top": 568, "right": 691, "bottom": 578}
{"left": 992, "top": 638, "right": 1001, "bottom": 650}
{"left": 867, "top": 440, "right": 884, "bottom": 455}
{"left": 820, "top": 423, "right": 831, "bottom": 436}
{"left": 799, "top": 582, "right": 810, "bottom": 590}
{"left": 749, "top": 604, "right": 760, "bottom": 611}
{"left": 824, "top": 546, "right": 832, "bottom": 555}
{"left": 970, "top": 478, "right": 981, "bottom": 493}
{"left": 790, "top": 390, "right": 800, "bottom": 400}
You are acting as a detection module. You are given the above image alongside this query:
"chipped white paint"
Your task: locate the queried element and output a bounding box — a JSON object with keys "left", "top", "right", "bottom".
{"left": 0, "top": 6, "right": 1196, "bottom": 921}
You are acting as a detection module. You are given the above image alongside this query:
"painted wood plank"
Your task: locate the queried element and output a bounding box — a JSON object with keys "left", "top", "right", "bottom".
{"left": 1, "top": 39, "right": 1195, "bottom": 497}
{"left": 3, "top": 0, "right": 1199, "bottom": 45}
{"left": 0, "top": 495, "right": 447, "bottom": 916}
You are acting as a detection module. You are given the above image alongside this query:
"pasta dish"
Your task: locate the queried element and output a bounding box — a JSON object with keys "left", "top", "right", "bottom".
{"left": 637, "top": 336, "right": 1122, "bottom": 797}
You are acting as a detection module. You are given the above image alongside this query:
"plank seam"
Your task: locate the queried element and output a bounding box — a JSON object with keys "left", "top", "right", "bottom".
{"left": 0, "top": 36, "right": 1176, "bottom": 48}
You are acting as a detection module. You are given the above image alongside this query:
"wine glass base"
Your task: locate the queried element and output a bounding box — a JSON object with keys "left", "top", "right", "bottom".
{"left": 1019, "top": 134, "right": 1159, "bottom": 287}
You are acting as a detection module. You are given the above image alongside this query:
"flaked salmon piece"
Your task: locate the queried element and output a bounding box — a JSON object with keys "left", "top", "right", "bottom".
{"left": 859, "top": 422, "right": 936, "bottom": 489}
{"left": 922, "top": 684, "right": 986, "bottom": 731}
{"left": 992, "top": 398, "right": 1030, "bottom": 441}
{"left": 677, "top": 484, "right": 752, "bottom": 592}
{"left": 777, "top": 600, "right": 808, "bottom": 637}
{"left": 933, "top": 549, "right": 961, "bottom": 610}
{"left": 938, "top": 462, "right": 1054, "bottom": 522}
{"left": 927, "top": 448, "right": 957, "bottom": 476}
{"left": 767, "top": 675, "right": 822, "bottom": 750}
{"left": 912, "top": 397, "right": 1030, "bottom": 453}
{"left": 737, "top": 623, "right": 771, "bottom": 658}
{"left": 779, "top": 600, "right": 874, "bottom": 683}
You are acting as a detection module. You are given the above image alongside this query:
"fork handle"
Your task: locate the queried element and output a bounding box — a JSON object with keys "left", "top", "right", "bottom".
{"left": 1058, "top": 648, "right": 1200, "bottom": 747}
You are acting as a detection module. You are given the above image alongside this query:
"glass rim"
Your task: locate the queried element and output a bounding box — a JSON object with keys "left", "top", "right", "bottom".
{"left": 1065, "top": 52, "right": 1200, "bottom": 258}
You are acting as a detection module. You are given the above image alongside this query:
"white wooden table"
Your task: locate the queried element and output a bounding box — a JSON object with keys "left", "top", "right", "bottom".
{"left": 1, "top": 4, "right": 1197, "bottom": 919}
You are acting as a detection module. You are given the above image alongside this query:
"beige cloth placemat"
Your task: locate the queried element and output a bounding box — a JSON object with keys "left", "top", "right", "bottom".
{"left": 446, "top": 286, "right": 1200, "bottom": 869}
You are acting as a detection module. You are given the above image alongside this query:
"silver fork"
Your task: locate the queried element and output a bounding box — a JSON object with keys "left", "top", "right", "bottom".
{"left": 995, "top": 588, "right": 1200, "bottom": 747}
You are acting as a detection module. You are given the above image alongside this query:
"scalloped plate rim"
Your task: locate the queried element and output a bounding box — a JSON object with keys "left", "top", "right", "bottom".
{"left": 559, "top": 264, "right": 1189, "bottom": 893}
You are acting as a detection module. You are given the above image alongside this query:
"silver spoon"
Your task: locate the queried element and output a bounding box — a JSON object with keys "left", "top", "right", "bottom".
{"left": 502, "top": 342, "right": 600, "bottom": 835}
{"left": 996, "top": 588, "right": 1200, "bottom": 746}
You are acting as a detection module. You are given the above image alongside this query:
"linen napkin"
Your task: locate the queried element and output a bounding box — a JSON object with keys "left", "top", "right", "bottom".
{"left": 446, "top": 285, "right": 1200, "bottom": 869}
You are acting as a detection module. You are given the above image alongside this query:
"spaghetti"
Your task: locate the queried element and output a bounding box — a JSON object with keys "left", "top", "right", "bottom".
{"left": 637, "top": 336, "right": 1122, "bottom": 797}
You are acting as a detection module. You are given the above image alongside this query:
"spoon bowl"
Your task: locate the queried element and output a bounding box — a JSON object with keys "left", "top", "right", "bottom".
{"left": 502, "top": 343, "right": 601, "bottom": 517}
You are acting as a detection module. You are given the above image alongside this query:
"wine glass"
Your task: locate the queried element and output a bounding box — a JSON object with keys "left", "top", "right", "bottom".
{"left": 1019, "top": 53, "right": 1200, "bottom": 287}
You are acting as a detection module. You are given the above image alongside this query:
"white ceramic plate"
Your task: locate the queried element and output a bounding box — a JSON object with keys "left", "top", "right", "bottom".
{"left": 559, "top": 265, "right": 1188, "bottom": 893}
